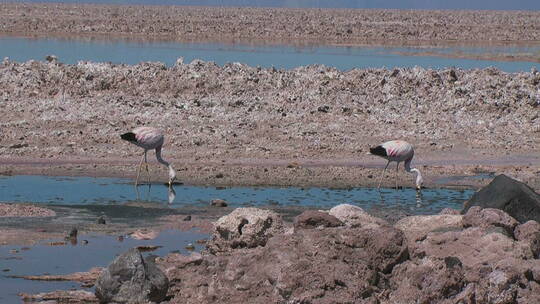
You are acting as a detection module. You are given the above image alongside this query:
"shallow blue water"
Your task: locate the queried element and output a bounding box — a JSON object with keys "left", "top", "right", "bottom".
{"left": 0, "top": 175, "right": 474, "bottom": 215}
{"left": 1, "top": 37, "right": 538, "bottom": 72}
{"left": 0, "top": 229, "right": 206, "bottom": 303}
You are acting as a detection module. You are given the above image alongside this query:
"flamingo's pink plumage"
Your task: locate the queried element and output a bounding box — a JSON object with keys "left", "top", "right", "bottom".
{"left": 121, "top": 127, "right": 176, "bottom": 187}
{"left": 369, "top": 140, "right": 423, "bottom": 190}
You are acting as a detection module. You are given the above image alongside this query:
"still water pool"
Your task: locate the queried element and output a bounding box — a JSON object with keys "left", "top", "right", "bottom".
{"left": 0, "top": 175, "right": 474, "bottom": 215}
{"left": 1, "top": 37, "right": 538, "bottom": 72}
{"left": 0, "top": 230, "right": 206, "bottom": 303}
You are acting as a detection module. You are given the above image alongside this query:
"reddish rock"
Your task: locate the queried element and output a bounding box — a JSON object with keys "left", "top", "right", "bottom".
{"left": 0, "top": 203, "right": 56, "bottom": 217}
{"left": 166, "top": 226, "right": 407, "bottom": 304}
{"left": 514, "top": 220, "right": 540, "bottom": 241}
{"left": 439, "top": 208, "right": 461, "bottom": 215}
{"left": 388, "top": 257, "right": 466, "bottom": 303}
{"left": 395, "top": 214, "right": 463, "bottom": 243}
{"left": 20, "top": 290, "right": 98, "bottom": 303}
{"left": 514, "top": 221, "right": 540, "bottom": 258}
{"left": 463, "top": 206, "right": 519, "bottom": 235}
{"left": 293, "top": 210, "right": 343, "bottom": 229}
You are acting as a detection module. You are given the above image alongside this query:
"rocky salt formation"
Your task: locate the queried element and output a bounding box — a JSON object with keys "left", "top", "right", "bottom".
{"left": 17, "top": 198, "right": 540, "bottom": 303}
{"left": 206, "top": 207, "right": 285, "bottom": 254}
{"left": 155, "top": 204, "right": 540, "bottom": 303}
{"left": 1, "top": 4, "right": 540, "bottom": 46}
{"left": 20, "top": 290, "right": 98, "bottom": 303}
{"left": 1, "top": 59, "right": 538, "bottom": 189}
{"left": 0, "top": 203, "right": 56, "bottom": 217}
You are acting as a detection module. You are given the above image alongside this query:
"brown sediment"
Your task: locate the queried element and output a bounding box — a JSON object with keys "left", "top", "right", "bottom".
{"left": 1, "top": 4, "right": 540, "bottom": 45}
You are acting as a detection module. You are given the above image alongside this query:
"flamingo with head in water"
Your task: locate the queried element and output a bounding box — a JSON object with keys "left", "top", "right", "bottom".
{"left": 120, "top": 126, "right": 176, "bottom": 188}
{"left": 369, "top": 140, "right": 423, "bottom": 190}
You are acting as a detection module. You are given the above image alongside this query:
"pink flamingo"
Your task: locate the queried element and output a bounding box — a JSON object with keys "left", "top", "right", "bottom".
{"left": 369, "top": 140, "right": 423, "bottom": 190}
{"left": 120, "top": 127, "right": 176, "bottom": 187}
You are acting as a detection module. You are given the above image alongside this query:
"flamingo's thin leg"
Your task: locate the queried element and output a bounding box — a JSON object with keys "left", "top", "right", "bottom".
{"left": 377, "top": 160, "right": 391, "bottom": 189}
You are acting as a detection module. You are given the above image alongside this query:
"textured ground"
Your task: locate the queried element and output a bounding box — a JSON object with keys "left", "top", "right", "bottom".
{"left": 0, "top": 4, "right": 539, "bottom": 190}
{"left": 1, "top": 4, "right": 540, "bottom": 47}
{"left": 0, "top": 59, "right": 539, "bottom": 190}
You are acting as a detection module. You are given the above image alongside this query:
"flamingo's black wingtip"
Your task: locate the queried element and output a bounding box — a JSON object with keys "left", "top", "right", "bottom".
{"left": 369, "top": 145, "right": 387, "bottom": 157}
{"left": 120, "top": 132, "right": 137, "bottom": 142}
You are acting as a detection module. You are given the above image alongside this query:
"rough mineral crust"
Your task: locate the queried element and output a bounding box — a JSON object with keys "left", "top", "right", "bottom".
{"left": 0, "top": 203, "right": 56, "bottom": 217}
{"left": 1, "top": 4, "right": 540, "bottom": 46}
{"left": 1, "top": 60, "right": 538, "bottom": 189}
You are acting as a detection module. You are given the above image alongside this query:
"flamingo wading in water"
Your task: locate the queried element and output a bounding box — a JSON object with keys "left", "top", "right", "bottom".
{"left": 369, "top": 140, "right": 423, "bottom": 190}
{"left": 120, "top": 127, "right": 176, "bottom": 187}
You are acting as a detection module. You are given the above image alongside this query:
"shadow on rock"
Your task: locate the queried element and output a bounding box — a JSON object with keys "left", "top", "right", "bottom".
{"left": 463, "top": 174, "right": 540, "bottom": 223}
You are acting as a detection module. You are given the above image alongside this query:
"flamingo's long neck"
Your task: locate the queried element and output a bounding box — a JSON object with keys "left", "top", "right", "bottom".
{"left": 404, "top": 158, "right": 414, "bottom": 172}
{"left": 405, "top": 158, "right": 423, "bottom": 189}
{"left": 155, "top": 147, "right": 170, "bottom": 167}
{"left": 156, "top": 147, "right": 176, "bottom": 182}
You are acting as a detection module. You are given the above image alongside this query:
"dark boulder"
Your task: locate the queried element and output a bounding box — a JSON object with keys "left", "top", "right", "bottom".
{"left": 462, "top": 174, "right": 540, "bottom": 223}
{"left": 293, "top": 210, "right": 343, "bottom": 229}
{"left": 95, "top": 248, "right": 169, "bottom": 304}
{"left": 210, "top": 199, "right": 228, "bottom": 207}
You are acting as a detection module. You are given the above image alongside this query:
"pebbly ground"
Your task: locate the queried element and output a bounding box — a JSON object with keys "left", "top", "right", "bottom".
{"left": 0, "top": 59, "right": 538, "bottom": 191}
{"left": 1, "top": 4, "right": 540, "bottom": 49}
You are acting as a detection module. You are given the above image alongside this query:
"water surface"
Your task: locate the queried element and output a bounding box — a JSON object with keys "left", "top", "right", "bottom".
{"left": 0, "top": 175, "right": 474, "bottom": 215}
{"left": 1, "top": 37, "right": 538, "bottom": 72}
{"left": 0, "top": 229, "right": 206, "bottom": 303}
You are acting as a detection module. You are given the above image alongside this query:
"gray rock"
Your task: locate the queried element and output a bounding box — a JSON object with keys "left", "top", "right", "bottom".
{"left": 395, "top": 214, "right": 463, "bottom": 243}
{"left": 45, "top": 55, "right": 57, "bottom": 63}
{"left": 207, "top": 207, "right": 284, "bottom": 253}
{"left": 293, "top": 210, "right": 343, "bottom": 229}
{"left": 96, "top": 216, "right": 107, "bottom": 225}
{"left": 210, "top": 199, "right": 228, "bottom": 207}
{"left": 95, "top": 248, "right": 169, "bottom": 304}
{"left": 462, "top": 174, "right": 540, "bottom": 223}
{"left": 328, "top": 204, "right": 388, "bottom": 228}
{"left": 439, "top": 208, "right": 461, "bottom": 215}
